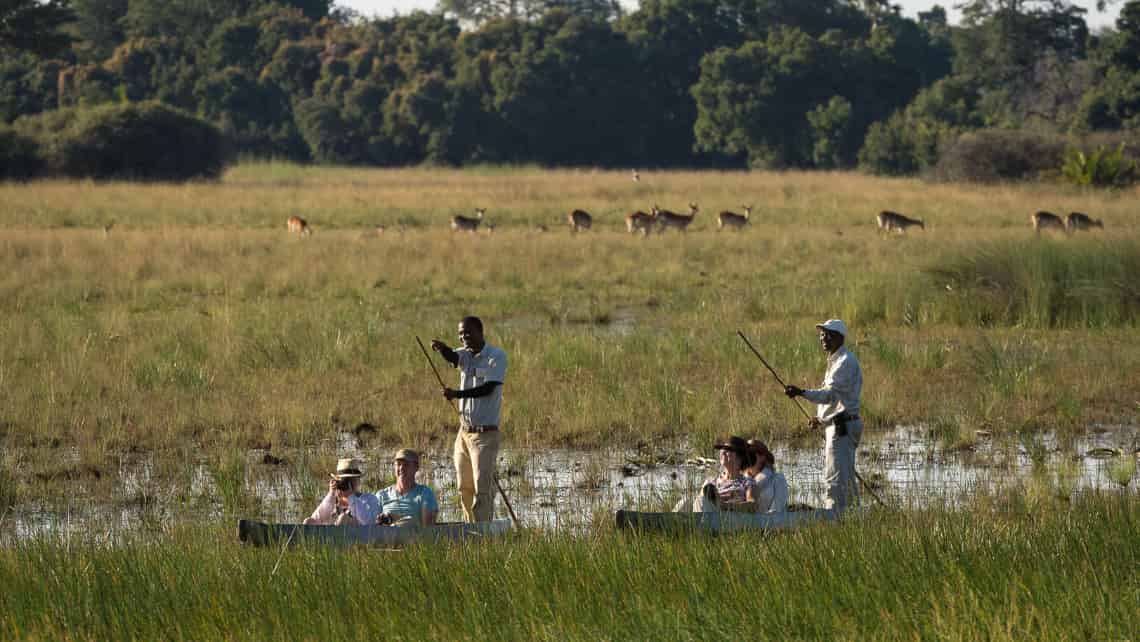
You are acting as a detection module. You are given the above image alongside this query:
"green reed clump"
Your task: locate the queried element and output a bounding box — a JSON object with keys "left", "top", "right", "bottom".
{"left": 0, "top": 494, "right": 1136, "bottom": 641}
{"left": 0, "top": 462, "right": 17, "bottom": 512}
{"left": 926, "top": 239, "right": 1140, "bottom": 327}
{"left": 856, "top": 238, "right": 1140, "bottom": 329}
{"left": 1107, "top": 453, "right": 1137, "bottom": 489}
{"left": 210, "top": 452, "right": 258, "bottom": 517}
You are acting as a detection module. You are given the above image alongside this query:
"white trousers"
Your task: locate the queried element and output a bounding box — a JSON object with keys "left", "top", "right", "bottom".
{"left": 824, "top": 419, "right": 863, "bottom": 512}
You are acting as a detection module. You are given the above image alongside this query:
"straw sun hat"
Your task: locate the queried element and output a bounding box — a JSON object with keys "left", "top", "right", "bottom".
{"left": 331, "top": 457, "right": 364, "bottom": 479}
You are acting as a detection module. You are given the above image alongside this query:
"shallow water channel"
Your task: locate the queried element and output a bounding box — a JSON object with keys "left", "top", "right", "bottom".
{"left": 6, "top": 424, "right": 1138, "bottom": 542}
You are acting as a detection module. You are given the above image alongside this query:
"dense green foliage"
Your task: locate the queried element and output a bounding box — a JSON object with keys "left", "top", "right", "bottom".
{"left": 0, "top": 125, "right": 39, "bottom": 179}
{"left": 0, "top": 0, "right": 74, "bottom": 58}
{"left": 0, "top": 495, "right": 1136, "bottom": 640}
{"left": 1, "top": 0, "right": 1137, "bottom": 175}
{"left": 11, "top": 101, "right": 226, "bottom": 180}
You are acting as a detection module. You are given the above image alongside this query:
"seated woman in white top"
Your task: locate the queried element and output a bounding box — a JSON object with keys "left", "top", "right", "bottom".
{"left": 744, "top": 439, "right": 788, "bottom": 513}
{"left": 303, "top": 457, "right": 381, "bottom": 526}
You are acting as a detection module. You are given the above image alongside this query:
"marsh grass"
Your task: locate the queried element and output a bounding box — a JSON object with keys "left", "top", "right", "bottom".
{"left": 0, "top": 459, "right": 16, "bottom": 511}
{"left": 0, "top": 493, "right": 1135, "bottom": 640}
{"left": 0, "top": 166, "right": 1137, "bottom": 502}
{"left": 927, "top": 239, "right": 1140, "bottom": 327}
{"left": 1107, "top": 454, "right": 1138, "bottom": 488}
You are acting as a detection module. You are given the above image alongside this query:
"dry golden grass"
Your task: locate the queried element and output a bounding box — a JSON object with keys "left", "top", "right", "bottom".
{"left": 0, "top": 163, "right": 1137, "bottom": 498}
{"left": 3, "top": 163, "right": 1136, "bottom": 233}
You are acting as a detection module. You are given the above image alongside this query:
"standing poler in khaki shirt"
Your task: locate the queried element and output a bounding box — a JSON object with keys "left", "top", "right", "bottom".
{"left": 783, "top": 319, "right": 864, "bottom": 512}
{"left": 431, "top": 316, "right": 507, "bottom": 523}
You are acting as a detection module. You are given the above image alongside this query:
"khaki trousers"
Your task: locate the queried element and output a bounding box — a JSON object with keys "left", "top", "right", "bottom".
{"left": 824, "top": 419, "right": 863, "bottom": 512}
{"left": 454, "top": 430, "right": 501, "bottom": 523}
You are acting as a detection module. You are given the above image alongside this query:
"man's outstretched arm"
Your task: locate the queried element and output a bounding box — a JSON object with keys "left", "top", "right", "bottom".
{"left": 430, "top": 339, "right": 459, "bottom": 367}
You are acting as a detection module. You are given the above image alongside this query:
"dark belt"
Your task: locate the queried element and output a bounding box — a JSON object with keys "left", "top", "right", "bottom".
{"left": 829, "top": 412, "right": 860, "bottom": 437}
{"left": 462, "top": 425, "right": 498, "bottom": 434}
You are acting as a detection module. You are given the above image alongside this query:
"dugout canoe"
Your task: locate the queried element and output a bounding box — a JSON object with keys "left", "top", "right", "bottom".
{"left": 237, "top": 519, "right": 512, "bottom": 547}
{"left": 615, "top": 508, "right": 838, "bottom": 534}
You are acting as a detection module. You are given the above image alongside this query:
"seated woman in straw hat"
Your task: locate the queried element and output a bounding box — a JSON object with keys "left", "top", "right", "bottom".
{"left": 303, "top": 457, "right": 381, "bottom": 526}
{"left": 744, "top": 439, "right": 789, "bottom": 513}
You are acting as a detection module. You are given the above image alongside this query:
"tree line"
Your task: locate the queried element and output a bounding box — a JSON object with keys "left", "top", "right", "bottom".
{"left": 1, "top": 0, "right": 1138, "bottom": 179}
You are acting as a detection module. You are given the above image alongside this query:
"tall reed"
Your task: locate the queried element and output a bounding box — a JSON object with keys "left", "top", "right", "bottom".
{"left": 0, "top": 493, "right": 1135, "bottom": 640}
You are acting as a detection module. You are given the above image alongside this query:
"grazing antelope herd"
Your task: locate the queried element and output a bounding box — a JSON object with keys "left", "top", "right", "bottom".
{"left": 282, "top": 200, "right": 1108, "bottom": 238}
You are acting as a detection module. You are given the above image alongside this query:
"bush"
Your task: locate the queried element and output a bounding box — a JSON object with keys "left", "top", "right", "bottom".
{"left": 0, "top": 126, "right": 41, "bottom": 180}
{"left": 1061, "top": 143, "right": 1138, "bottom": 188}
{"left": 858, "top": 116, "right": 920, "bottom": 176}
{"left": 14, "top": 101, "right": 228, "bottom": 181}
{"left": 932, "top": 129, "right": 1066, "bottom": 183}
{"left": 858, "top": 76, "right": 984, "bottom": 177}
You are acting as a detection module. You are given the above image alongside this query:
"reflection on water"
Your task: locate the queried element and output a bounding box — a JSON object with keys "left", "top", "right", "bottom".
{"left": 5, "top": 424, "right": 1137, "bottom": 542}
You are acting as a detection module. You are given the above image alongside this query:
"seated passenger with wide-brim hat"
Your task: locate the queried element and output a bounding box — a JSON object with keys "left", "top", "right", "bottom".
{"left": 701, "top": 436, "right": 760, "bottom": 512}
{"left": 303, "top": 457, "right": 381, "bottom": 526}
{"left": 374, "top": 449, "right": 439, "bottom": 527}
{"left": 675, "top": 436, "right": 760, "bottom": 512}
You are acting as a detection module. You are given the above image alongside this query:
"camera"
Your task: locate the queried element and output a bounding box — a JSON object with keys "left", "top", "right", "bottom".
{"left": 334, "top": 477, "right": 352, "bottom": 491}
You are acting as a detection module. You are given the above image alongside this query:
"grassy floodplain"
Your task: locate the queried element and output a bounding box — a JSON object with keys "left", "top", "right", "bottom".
{"left": 0, "top": 493, "right": 1137, "bottom": 640}
{"left": 0, "top": 163, "right": 1138, "bottom": 504}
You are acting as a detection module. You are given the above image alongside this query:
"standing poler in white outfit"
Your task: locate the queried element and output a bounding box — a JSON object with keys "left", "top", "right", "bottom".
{"left": 783, "top": 319, "right": 863, "bottom": 512}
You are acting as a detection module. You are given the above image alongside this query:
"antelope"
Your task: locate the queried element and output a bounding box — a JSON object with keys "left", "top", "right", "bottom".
{"left": 568, "top": 209, "right": 592, "bottom": 233}
{"left": 717, "top": 205, "right": 751, "bottom": 231}
{"left": 652, "top": 202, "right": 698, "bottom": 233}
{"left": 625, "top": 209, "right": 656, "bottom": 236}
{"left": 876, "top": 210, "right": 924, "bottom": 234}
{"left": 287, "top": 215, "right": 312, "bottom": 236}
{"left": 102, "top": 221, "right": 115, "bottom": 238}
{"left": 451, "top": 208, "right": 485, "bottom": 233}
{"left": 1066, "top": 212, "right": 1103, "bottom": 232}
{"left": 632, "top": 169, "right": 640, "bottom": 183}
{"left": 1031, "top": 211, "right": 1065, "bottom": 235}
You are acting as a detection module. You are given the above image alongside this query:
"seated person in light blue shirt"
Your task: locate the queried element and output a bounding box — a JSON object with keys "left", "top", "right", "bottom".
{"left": 375, "top": 449, "right": 439, "bottom": 527}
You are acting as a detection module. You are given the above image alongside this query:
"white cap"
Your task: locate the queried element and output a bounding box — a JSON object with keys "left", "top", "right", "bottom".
{"left": 815, "top": 319, "right": 848, "bottom": 337}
